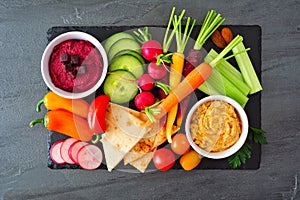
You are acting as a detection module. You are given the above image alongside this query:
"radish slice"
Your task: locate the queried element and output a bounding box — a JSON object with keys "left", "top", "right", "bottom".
{"left": 69, "top": 141, "right": 88, "bottom": 164}
{"left": 77, "top": 144, "right": 103, "bottom": 170}
{"left": 60, "top": 138, "right": 78, "bottom": 164}
{"left": 50, "top": 140, "right": 66, "bottom": 165}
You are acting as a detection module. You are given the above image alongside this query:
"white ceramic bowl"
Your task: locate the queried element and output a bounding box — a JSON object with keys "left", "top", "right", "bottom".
{"left": 41, "top": 31, "right": 108, "bottom": 99}
{"left": 185, "top": 95, "right": 249, "bottom": 159}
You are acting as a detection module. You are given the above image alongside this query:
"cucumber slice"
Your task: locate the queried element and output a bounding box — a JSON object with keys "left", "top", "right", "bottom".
{"left": 109, "top": 55, "right": 144, "bottom": 79}
{"left": 103, "top": 70, "right": 138, "bottom": 104}
{"left": 108, "top": 38, "right": 140, "bottom": 61}
{"left": 104, "top": 32, "right": 135, "bottom": 53}
{"left": 113, "top": 49, "right": 145, "bottom": 65}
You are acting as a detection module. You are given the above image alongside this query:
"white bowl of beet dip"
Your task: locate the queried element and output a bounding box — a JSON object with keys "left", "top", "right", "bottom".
{"left": 41, "top": 31, "right": 108, "bottom": 99}
{"left": 185, "top": 95, "right": 249, "bottom": 159}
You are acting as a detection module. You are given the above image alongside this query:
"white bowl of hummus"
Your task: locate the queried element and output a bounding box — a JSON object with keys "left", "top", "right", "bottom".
{"left": 185, "top": 95, "right": 249, "bottom": 159}
{"left": 41, "top": 31, "right": 108, "bottom": 99}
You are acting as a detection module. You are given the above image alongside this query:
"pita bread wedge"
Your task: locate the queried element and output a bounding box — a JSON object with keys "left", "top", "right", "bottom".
{"left": 123, "top": 120, "right": 160, "bottom": 165}
{"left": 129, "top": 150, "right": 155, "bottom": 173}
{"left": 152, "top": 125, "right": 180, "bottom": 149}
{"left": 124, "top": 124, "right": 179, "bottom": 172}
{"left": 101, "top": 103, "right": 149, "bottom": 171}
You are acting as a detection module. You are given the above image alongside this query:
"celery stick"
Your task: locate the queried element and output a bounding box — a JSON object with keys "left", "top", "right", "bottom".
{"left": 198, "top": 81, "right": 220, "bottom": 95}
{"left": 232, "top": 42, "right": 262, "bottom": 94}
{"left": 198, "top": 68, "right": 249, "bottom": 107}
{"left": 205, "top": 49, "right": 250, "bottom": 96}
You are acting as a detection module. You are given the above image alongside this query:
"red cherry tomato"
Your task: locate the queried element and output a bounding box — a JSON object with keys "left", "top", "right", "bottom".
{"left": 152, "top": 148, "right": 175, "bottom": 171}
{"left": 171, "top": 133, "right": 190, "bottom": 155}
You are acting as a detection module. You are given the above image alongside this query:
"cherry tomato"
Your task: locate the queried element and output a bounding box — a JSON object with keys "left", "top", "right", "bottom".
{"left": 179, "top": 150, "right": 202, "bottom": 171}
{"left": 171, "top": 133, "right": 190, "bottom": 155}
{"left": 153, "top": 148, "right": 175, "bottom": 171}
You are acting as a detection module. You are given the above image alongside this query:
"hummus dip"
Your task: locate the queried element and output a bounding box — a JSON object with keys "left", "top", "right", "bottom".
{"left": 49, "top": 40, "right": 103, "bottom": 93}
{"left": 189, "top": 100, "right": 242, "bottom": 152}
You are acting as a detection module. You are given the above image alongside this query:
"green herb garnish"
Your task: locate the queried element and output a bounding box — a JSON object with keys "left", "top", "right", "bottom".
{"left": 228, "top": 127, "right": 267, "bottom": 169}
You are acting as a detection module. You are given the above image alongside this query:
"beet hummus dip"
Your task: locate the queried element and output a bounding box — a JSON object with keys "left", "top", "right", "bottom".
{"left": 49, "top": 40, "right": 103, "bottom": 93}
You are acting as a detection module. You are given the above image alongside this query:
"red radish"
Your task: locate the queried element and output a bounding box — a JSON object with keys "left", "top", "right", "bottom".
{"left": 133, "top": 27, "right": 163, "bottom": 61}
{"left": 69, "top": 141, "right": 88, "bottom": 164}
{"left": 137, "top": 74, "right": 155, "bottom": 91}
{"left": 148, "top": 61, "right": 167, "bottom": 79}
{"left": 60, "top": 138, "right": 78, "bottom": 164}
{"left": 50, "top": 140, "right": 66, "bottom": 165}
{"left": 134, "top": 91, "right": 156, "bottom": 110}
{"left": 77, "top": 144, "right": 103, "bottom": 170}
{"left": 141, "top": 40, "right": 163, "bottom": 61}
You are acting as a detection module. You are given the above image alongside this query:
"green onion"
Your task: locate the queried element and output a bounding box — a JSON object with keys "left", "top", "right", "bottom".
{"left": 205, "top": 49, "right": 250, "bottom": 96}
{"left": 194, "top": 10, "right": 225, "bottom": 50}
{"left": 232, "top": 42, "right": 262, "bottom": 94}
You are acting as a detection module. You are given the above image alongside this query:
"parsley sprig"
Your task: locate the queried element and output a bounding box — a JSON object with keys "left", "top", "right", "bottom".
{"left": 228, "top": 127, "right": 267, "bottom": 169}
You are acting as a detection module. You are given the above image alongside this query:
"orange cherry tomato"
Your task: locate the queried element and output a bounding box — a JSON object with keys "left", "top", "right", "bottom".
{"left": 179, "top": 150, "right": 202, "bottom": 171}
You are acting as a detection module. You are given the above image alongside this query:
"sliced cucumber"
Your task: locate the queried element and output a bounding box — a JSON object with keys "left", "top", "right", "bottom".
{"left": 113, "top": 49, "right": 145, "bottom": 65}
{"left": 109, "top": 55, "right": 144, "bottom": 79}
{"left": 103, "top": 70, "right": 138, "bottom": 104}
{"left": 108, "top": 38, "right": 140, "bottom": 61}
{"left": 104, "top": 32, "right": 135, "bottom": 53}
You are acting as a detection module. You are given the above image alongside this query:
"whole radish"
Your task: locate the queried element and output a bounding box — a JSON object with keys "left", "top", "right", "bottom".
{"left": 141, "top": 40, "right": 163, "bottom": 61}
{"left": 148, "top": 61, "right": 167, "bottom": 79}
{"left": 137, "top": 74, "right": 155, "bottom": 91}
{"left": 134, "top": 91, "right": 156, "bottom": 110}
{"left": 133, "top": 27, "right": 163, "bottom": 61}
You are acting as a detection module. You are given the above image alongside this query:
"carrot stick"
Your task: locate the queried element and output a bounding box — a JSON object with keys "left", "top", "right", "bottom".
{"left": 165, "top": 52, "right": 185, "bottom": 142}
{"left": 145, "top": 62, "right": 212, "bottom": 122}
{"left": 169, "top": 52, "right": 185, "bottom": 87}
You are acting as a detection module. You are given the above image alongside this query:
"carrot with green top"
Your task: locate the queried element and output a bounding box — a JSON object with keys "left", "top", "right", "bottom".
{"left": 176, "top": 10, "right": 225, "bottom": 127}
{"left": 164, "top": 13, "right": 196, "bottom": 143}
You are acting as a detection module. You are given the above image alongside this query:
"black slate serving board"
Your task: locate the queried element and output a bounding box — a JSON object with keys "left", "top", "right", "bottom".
{"left": 46, "top": 25, "right": 262, "bottom": 171}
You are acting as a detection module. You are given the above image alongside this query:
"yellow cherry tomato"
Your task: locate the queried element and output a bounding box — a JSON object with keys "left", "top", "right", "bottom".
{"left": 179, "top": 150, "right": 202, "bottom": 171}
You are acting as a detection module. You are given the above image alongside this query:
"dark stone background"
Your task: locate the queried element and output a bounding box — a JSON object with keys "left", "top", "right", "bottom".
{"left": 0, "top": 1, "right": 299, "bottom": 199}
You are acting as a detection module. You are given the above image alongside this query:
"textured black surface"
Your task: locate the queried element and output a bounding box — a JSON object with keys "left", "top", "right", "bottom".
{"left": 47, "top": 25, "right": 262, "bottom": 170}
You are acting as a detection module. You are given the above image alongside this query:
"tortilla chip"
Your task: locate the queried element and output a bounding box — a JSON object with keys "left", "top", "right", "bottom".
{"left": 101, "top": 103, "right": 149, "bottom": 171}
